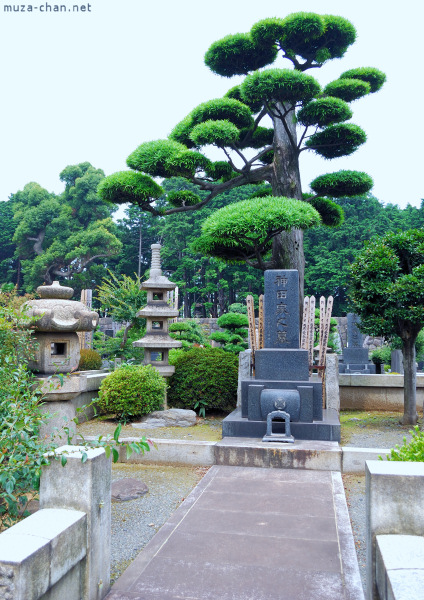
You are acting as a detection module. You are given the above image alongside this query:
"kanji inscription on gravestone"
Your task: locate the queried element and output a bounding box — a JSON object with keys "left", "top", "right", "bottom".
{"left": 264, "top": 270, "right": 299, "bottom": 349}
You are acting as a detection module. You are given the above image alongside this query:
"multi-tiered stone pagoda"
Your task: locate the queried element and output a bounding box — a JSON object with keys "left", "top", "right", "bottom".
{"left": 133, "top": 244, "right": 182, "bottom": 377}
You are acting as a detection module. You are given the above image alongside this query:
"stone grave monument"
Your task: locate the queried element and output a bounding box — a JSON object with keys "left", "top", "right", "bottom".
{"left": 222, "top": 270, "right": 340, "bottom": 441}
{"left": 338, "top": 313, "right": 376, "bottom": 374}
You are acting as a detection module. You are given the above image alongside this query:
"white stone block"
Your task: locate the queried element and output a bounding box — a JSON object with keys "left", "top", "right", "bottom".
{"left": 376, "top": 535, "right": 424, "bottom": 600}
{"left": 0, "top": 508, "right": 85, "bottom": 600}
{"left": 342, "top": 447, "right": 388, "bottom": 473}
{"left": 365, "top": 461, "right": 424, "bottom": 600}
{"left": 40, "top": 446, "right": 111, "bottom": 600}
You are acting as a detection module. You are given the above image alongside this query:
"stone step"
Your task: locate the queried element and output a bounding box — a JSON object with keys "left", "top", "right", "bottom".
{"left": 215, "top": 437, "right": 342, "bottom": 470}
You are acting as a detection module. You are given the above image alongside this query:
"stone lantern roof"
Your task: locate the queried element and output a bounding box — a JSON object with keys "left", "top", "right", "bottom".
{"left": 24, "top": 281, "right": 99, "bottom": 333}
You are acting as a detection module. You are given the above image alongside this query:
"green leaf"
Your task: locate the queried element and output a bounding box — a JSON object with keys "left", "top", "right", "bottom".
{"left": 113, "top": 423, "right": 122, "bottom": 443}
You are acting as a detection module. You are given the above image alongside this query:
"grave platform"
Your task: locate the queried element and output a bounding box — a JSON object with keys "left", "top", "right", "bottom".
{"left": 222, "top": 407, "right": 341, "bottom": 442}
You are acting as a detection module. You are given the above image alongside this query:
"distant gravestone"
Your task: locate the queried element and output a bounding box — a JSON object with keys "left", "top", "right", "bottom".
{"left": 343, "top": 313, "right": 369, "bottom": 364}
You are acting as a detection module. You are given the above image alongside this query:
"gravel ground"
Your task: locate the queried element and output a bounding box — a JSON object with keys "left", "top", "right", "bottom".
{"left": 110, "top": 463, "right": 210, "bottom": 583}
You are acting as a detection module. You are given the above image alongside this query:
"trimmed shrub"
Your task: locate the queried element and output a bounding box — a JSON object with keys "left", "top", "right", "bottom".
{"left": 98, "top": 364, "right": 166, "bottom": 422}
{"left": 168, "top": 347, "right": 238, "bottom": 412}
{"left": 78, "top": 348, "right": 102, "bottom": 371}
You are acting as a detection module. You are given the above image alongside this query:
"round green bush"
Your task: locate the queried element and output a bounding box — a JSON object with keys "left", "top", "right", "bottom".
{"left": 98, "top": 364, "right": 166, "bottom": 422}
{"left": 168, "top": 347, "right": 238, "bottom": 412}
{"left": 78, "top": 348, "right": 102, "bottom": 371}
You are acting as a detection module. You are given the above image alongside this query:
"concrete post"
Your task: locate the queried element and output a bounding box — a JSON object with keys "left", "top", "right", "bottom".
{"left": 325, "top": 353, "right": 340, "bottom": 413}
{"left": 40, "top": 446, "right": 111, "bottom": 600}
{"left": 237, "top": 350, "right": 252, "bottom": 407}
{"left": 365, "top": 460, "right": 424, "bottom": 600}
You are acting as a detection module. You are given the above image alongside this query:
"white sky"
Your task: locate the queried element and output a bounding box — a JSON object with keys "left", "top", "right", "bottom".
{"left": 0, "top": 0, "right": 422, "bottom": 210}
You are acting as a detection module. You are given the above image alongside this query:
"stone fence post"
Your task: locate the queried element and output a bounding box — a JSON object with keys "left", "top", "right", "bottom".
{"left": 325, "top": 353, "right": 340, "bottom": 413}
{"left": 365, "top": 460, "right": 424, "bottom": 600}
{"left": 40, "top": 446, "right": 112, "bottom": 600}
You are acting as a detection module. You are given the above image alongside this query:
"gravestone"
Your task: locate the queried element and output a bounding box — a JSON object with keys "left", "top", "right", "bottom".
{"left": 222, "top": 270, "right": 340, "bottom": 441}
{"left": 338, "top": 313, "right": 376, "bottom": 374}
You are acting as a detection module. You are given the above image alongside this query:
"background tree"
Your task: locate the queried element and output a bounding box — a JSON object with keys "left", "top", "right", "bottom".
{"left": 96, "top": 271, "right": 146, "bottom": 349}
{"left": 11, "top": 163, "right": 122, "bottom": 292}
{"left": 350, "top": 229, "right": 424, "bottom": 425}
{"left": 0, "top": 201, "right": 18, "bottom": 286}
{"left": 304, "top": 196, "right": 422, "bottom": 314}
{"left": 99, "top": 11, "right": 385, "bottom": 304}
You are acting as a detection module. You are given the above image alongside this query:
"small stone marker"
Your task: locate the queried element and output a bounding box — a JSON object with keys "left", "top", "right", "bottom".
{"left": 132, "top": 408, "right": 197, "bottom": 429}
{"left": 112, "top": 478, "right": 149, "bottom": 502}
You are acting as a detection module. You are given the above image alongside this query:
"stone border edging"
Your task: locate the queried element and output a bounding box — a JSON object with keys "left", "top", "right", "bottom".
{"left": 81, "top": 436, "right": 389, "bottom": 472}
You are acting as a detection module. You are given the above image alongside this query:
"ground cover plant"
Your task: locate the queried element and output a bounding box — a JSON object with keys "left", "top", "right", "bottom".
{"left": 0, "top": 291, "right": 54, "bottom": 528}
{"left": 385, "top": 426, "right": 424, "bottom": 462}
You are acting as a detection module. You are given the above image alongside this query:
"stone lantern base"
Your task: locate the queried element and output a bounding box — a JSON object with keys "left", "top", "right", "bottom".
{"left": 28, "top": 332, "right": 80, "bottom": 374}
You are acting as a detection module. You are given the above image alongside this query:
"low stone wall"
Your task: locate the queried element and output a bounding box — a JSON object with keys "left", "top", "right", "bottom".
{"left": 0, "top": 446, "right": 111, "bottom": 600}
{"left": 340, "top": 374, "right": 424, "bottom": 412}
{"left": 366, "top": 461, "right": 424, "bottom": 600}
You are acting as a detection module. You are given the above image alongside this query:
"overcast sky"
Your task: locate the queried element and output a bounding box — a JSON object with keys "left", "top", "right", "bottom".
{"left": 0, "top": 0, "right": 422, "bottom": 211}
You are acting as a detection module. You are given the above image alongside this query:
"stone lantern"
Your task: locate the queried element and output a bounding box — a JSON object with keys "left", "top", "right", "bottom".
{"left": 133, "top": 244, "right": 182, "bottom": 378}
{"left": 24, "top": 280, "right": 99, "bottom": 374}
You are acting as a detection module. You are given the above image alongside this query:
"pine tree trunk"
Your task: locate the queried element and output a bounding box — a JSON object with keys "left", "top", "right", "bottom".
{"left": 402, "top": 337, "right": 417, "bottom": 425}
{"left": 271, "top": 102, "right": 304, "bottom": 317}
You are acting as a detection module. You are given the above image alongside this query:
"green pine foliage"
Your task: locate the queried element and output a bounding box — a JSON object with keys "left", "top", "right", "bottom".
{"left": 193, "top": 196, "right": 321, "bottom": 264}
{"left": 297, "top": 97, "right": 352, "bottom": 127}
{"left": 305, "top": 123, "right": 367, "bottom": 158}
{"left": 305, "top": 197, "right": 344, "bottom": 227}
{"left": 190, "top": 120, "right": 240, "bottom": 147}
{"left": 210, "top": 312, "right": 249, "bottom": 354}
{"left": 98, "top": 364, "right": 166, "bottom": 422}
{"left": 324, "top": 79, "right": 371, "bottom": 102}
{"left": 97, "top": 171, "right": 164, "bottom": 205}
{"left": 204, "top": 32, "right": 278, "bottom": 77}
{"left": 310, "top": 171, "right": 373, "bottom": 197}
{"left": 241, "top": 68, "right": 320, "bottom": 105}
{"left": 340, "top": 67, "right": 386, "bottom": 93}
{"left": 169, "top": 320, "right": 208, "bottom": 349}
{"left": 168, "top": 347, "right": 238, "bottom": 412}
{"left": 190, "top": 98, "right": 254, "bottom": 129}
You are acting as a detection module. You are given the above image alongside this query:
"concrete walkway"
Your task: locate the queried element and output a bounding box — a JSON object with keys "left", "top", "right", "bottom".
{"left": 106, "top": 465, "right": 364, "bottom": 600}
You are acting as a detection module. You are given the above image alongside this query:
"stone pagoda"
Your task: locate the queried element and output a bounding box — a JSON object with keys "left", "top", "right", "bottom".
{"left": 133, "top": 244, "right": 181, "bottom": 377}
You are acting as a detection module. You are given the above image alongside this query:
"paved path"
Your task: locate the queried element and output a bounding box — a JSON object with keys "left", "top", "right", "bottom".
{"left": 106, "top": 466, "right": 364, "bottom": 600}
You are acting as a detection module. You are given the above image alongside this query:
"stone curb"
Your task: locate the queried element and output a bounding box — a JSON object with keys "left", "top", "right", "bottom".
{"left": 81, "top": 436, "right": 389, "bottom": 472}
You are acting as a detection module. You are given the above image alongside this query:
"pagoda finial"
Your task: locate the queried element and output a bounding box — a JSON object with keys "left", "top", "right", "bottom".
{"left": 150, "top": 244, "right": 162, "bottom": 278}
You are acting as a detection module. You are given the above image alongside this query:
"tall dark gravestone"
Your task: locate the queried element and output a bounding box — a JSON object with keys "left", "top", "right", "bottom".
{"left": 338, "top": 313, "right": 375, "bottom": 374}
{"left": 222, "top": 270, "right": 340, "bottom": 442}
